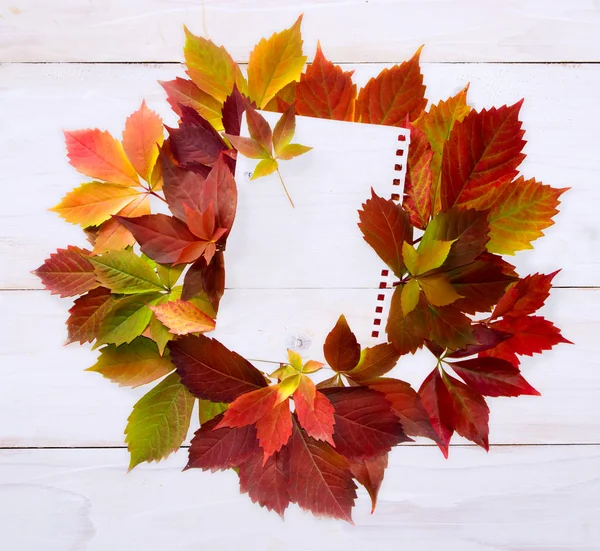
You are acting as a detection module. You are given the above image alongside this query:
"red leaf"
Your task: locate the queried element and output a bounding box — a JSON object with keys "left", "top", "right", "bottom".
{"left": 114, "top": 213, "right": 200, "bottom": 265}
{"left": 293, "top": 377, "right": 335, "bottom": 445}
{"left": 358, "top": 189, "right": 413, "bottom": 277}
{"left": 181, "top": 252, "right": 225, "bottom": 312}
{"left": 450, "top": 357, "right": 540, "bottom": 397}
{"left": 222, "top": 84, "right": 249, "bottom": 136}
{"left": 418, "top": 368, "right": 454, "bottom": 457}
{"left": 66, "top": 287, "right": 115, "bottom": 344}
{"left": 296, "top": 43, "right": 356, "bottom": 121}
{"left": 364, "top": 378, "right": 440, "bottom": 444}
{"left": 442, "top": 371, "right": 490, "bottom": 450}
{"left": 321, "top": 387, "right": 410, "bottom": 459}
{"left": 346, "top": 343, "right": 400, "bottom": 382}
{"left": 323, "top": 314, "right": 361, "bottom": 372}
{"left": 255, "top": 399, "right": 293, "bottom": 459}
{"left": 216, "top": 386, "right": 278, "bottom": 429}
{"left": 441, "top": 101, "right": 526, "bottom": 210}
{"left": 287, "top": 420, "right": 357, "bottom": 522}
{"left": 349, "top": 453, "right": 388, "bottom": 514}
{"left": 161, "top": 152, "right": 207, "bottom": 220}
{"left": 167, "top": 105, "right": 227, "bottom": 167}
{"left": 481, "top": 316, "right": 572, "bottom": 366}
{"left": 33, "top": 246, "right": 99, "bottom": 298}
{"left": 239, "top": 448, "right": 290, "bottom": 517}
{"left": 245, "top": 104, "right": 273, "bottom": 153}
{"left": 185, "top": 415, "right": 258, "bottom": 471}
{"left": 355, "top": 47, "right": 426, "bottom": 126}
{"left": 426, "top": 305, "right": 476, "bottom": 351}
{"left": 447, "top": 323, "right": 512, "bottom": 359}
{"left": 491, "top": 271, "right": 559, "bottom": 320}
{"left": 402, "top": 123, "right": 433, "bottom": 229}
{"left": 169, "top": 335, "right": 268, "bottom": 402}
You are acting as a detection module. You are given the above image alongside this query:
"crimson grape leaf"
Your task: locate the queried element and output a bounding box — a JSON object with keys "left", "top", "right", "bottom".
{"left": 323, "top": 314, "right": 361, "bottom": 372}
{"left": 65, "top": 287, "right": 115, "bottom": 344}
{"left": 418, "top": 368, "right": 454, "bottom": 457}
{"left": 349, "top": 453, "right": 388, "bottom": 514}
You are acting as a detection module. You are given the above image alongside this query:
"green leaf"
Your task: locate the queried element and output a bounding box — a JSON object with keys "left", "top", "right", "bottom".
{"left": 147, "top": 286, "right": 183, "bottom": 354}
{"left": 96, "top": 292, "right": 162, "bottom": 346}
{"left": 89, "top": 249, "right": 165, "bottom": 294}
{"left": 156, "top": 263, "right": 185, "bottom": 290}
{"left": 87, "top": 337, "right": 174, "bottom": 387}
{"left": 198, "top": 399, "right": 228, "bottom": 424}
{"left": 126, "top": 372, "right": 195, "bottom": 470}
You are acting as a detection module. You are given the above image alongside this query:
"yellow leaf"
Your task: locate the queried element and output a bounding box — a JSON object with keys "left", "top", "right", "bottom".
{"left": 149, "top": 299, "right": 216, "bottom": 335}
{"left": 276, "top": 373, "right": 302, "bottom": 404}
{"left": 184, "top": 27, "right": 247, "bottom": 102}
{"left": 287, "top": 349, "right": 304, "bottom": 371}
{"left": 402, "top": 241, "right": 419, "bottom": 276}
{"left": 418, "top": 274, "right": 462, "bottom": 307}
{"left": 251, "top": 158, "right": 278, "bottom": 180}
{"left": 51, "top": 182, "right": 140, "bottom": 227}
{"left": 401, "top": 278, "right": 420, "bottom": 316}
{"left": 247, "top": 16, "right": 307, "bottom": 108}
{"left": 415, "top": 239, "right": 455, "bottom": 275}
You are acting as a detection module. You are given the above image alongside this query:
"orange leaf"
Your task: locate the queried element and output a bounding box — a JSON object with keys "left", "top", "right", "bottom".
{"left": 294, "top": 378, "right": 335, "bottom": 446}
{"left": 355, "top": 47, "right": 426, "bottom": 126}
{"left": 255, "top": 399, "right": 293, "bottom": 460}
{"left": 247, "top": 15, "right": 307, "bottom": 108}
{"left": 402, "top": 124, "right": 433, "bottom": 229}
{"left": 122, "top": 100, "right": 164, "bottom": 182}
{"left": 149, "top": 299, "right": 216, "bottom": 335}
{"left": 296, "top": 43, "right": 356, "bottom": 121}
{"left": 50, "top": 182, "right": 141, "bottom": 227}
{"left": 64, "top": 129, "right": 139, "bottom": 187}
{"left": 216, "top": 386, "right": 279, "bottom": 429}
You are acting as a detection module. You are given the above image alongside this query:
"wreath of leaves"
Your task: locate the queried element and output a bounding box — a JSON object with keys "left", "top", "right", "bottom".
{"left": 34, "top": 16, "right": 571, "bottom": 522}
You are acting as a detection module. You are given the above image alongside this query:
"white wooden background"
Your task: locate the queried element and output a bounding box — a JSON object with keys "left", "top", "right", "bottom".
{"left": 1, "top": 1, "right": 599, "bottom": 549}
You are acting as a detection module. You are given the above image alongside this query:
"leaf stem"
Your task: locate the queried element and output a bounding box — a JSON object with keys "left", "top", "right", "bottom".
{"left": 276, "top": 167, "right": 295, "bottom": 208}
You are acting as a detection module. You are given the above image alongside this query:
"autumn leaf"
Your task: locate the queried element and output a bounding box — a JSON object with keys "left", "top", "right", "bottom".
{"left": 182, "top": 252, "right": 225, "bottom": 312}
{"left": 418, "top": 368, "right": 454, "bottom": 457}
{"left": 169, "top": 335, "right": 268, "bottom": 403}
{"left": 293, "top": 376, "right": 335, "bottom": 445}
{"left": 125, "top": 372, "right": 194, "bottom": 469}
{"left": 447, "top": 323, "right": 513, "bottom": 359}
{"left": 346, "top": 343, "right": 400, "bottom": 382}
{"left": 88, "top": 249, "right": 165, "bottom": 294}
{"left": 198, "top": 399, "right": 228, "bottom": 425}
{"left": 323, "top": 314, "right": 361, "bottom": 372}
{"left": 286, "top": 419, "right": 357, "bottom": 522}
{"left": 386, "top": 290, "right": 430, "bottom": 355}
{"left": 355, "top": 46, "right": 426, "bottom": 126}
{"left": 156, "top": 263, "right": 185, "bottom": 291}
{"left": 321, "top": 387, "right": 410, "bottom": 459}
{"left": 255, "top": 399, "right": 294, "bottom": 459}
{"left": 402, "top": 123, "right": 433, "bottom": 230}
{"left": 186, "top": 415, "right": 259, "bottom": 471}
{"left": 440, "top": 101, "right": 526, "bottom": 211}
{"left": 247, "top": 16, "right": 307, "bottom": 108}
{"left": 149, "top": 299, "right": 216, "bottom": 335}
{"left": 33, "top": 246, "right": 99, "bottom": 298}
{"left": 65, "top": 287, "right": 115, "bottom": 344}
{"left": 50, "top": 182, "right": 142, "bottom": 227}
{"left": 239, "top": 448, "right": 290, "bottom": 517}
{"left": 296, "top": 43, "right": 356, "bottom": 121}
{"left": 183, "top": 26, "right": 247, "bottom": 102}
{"left": 88, "top": 337, "right": 174, "bottom": 387}
{"left": 160, "top": 77, "right": 224, "bottom": 131}
{"left": 121, "top": 100, "right": 164, "bottom": 182}
{"left": 349, "top": 453, "right": 388, "bottom": 513}
{"left": 221, "top": 84, "right": 250, "bottom": 136}
{"left": 64, "top": 128, "right": 140, "bottom": 187}
{"left": 357, "top": 190, "right": 413, "bottom": 277}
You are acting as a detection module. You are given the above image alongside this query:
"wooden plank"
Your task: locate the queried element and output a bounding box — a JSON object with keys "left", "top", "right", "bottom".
{"left": 1, "top": 1, "right": 600, "bottom": 63}
{"left": 1, "top": 62, "right": 597, "bottom": 288}
{"left": 1, "top": 446, "right": 598, "bottom": 549}
{"left": 0, "top": 287, "right": 593, "bottom": 447}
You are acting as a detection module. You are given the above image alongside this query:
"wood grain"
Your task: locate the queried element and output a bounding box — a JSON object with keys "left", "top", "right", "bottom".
{"left": 1, "top": 446, "right": 598, "bottom": 549}
{"left": 2, "top": 62, "right": 597, "bottom": 288}
{"left": 1, "top": 1, "right": 600, "bottom": 63}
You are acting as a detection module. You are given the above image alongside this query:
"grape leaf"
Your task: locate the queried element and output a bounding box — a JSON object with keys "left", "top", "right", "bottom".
{"left": 349, "top": 453, "right": 388, "bottom": 514}
{"left": 149, "top": 299, "right": 216, "bottom": 335}
{"left": 66, "top": 287, "right": 115, "bottom": 344}
{"left": 321, "top": 387, "right": 410, "bottom": 459}
{"left": 357, "top": 190, "right": 413, "bottom": 277}
{"left": 89, "top": 249, "right": 165, "bottom": 294}
{"left": 247, "top": 15, "right": 307, "bottom": 108}
{"left": 386, "top": 289, "right": 430, "bottom": 355}
{"left": 221, "top": 84, "right": 249, "bottom": 136}
{"left": 198, "top": 399, "right": 228, "bottom": 424}
{"left": 418, "top": 368, "right": 454, "bottom": 457}
{"left": 169, "top": 335, "right": 268, "bottom": 402}
{"left": 50, "top": 183, "right": 142, "bottom": 227}
{"left": 183, "top": 26, "right": 247, "bottom": 102}
{"left": 64, "top": 128, "right": 140, "bottom": 187}
{"left": 255, "top": 399, "right": 293, "bottom": 459}
{"left": 447, "top": 323, "right": 513, "bottom": 359}
{"left": 402, "top": 123, "right": 433, "bottom": 230}
{"left": 33, "top": 246, "right": 99, "bottom": 298}
{"left": 160, "top": 77, "right": 224, "bottom": 131}
{"left": 125, "top": 372, "right": 195, "bottom": 470}
{"left": 355, "top": 46, "right": 426, "bottom": 126}
{"left": 88, "top": 337, "right": 174, "bottom": 387}
{"left": 214, "top": 386, "right": 278, "bottom": 430}
{"left": 449, "top": 357, "right": 540, "bottom": 397}
{"left": 122, "top": 100, "right": 164, "bottom": 182}
{"left": 96, "top": 291, "right": 162, "bottom": 346}
{"left": 293, "top": 376, "right": 335, "bottom": 445}
{"left": 296, "top": 43, "right": 356, "bottom": 121}
{"left": 239, "top": 448, "right": 290, "bottom": 518}
{"left": 323, "top": 314, "right": 361, "bottom": 372}
{"left": 146, "top": 286, "right": 182, "bottom": 354}
{"left": 186, "top": 415, "right": 259, "bottom": 471}
{"left": 286, "top": 419, "right": 357, "bottom": 522}
{"left": 440, "top": 101, "right": 526, "bottom": 210}
{"left": 156, "top": 263, "right": 185, "bottom": 290}
{"left": 346, "top": 344, "right": 400, "bottom": 382}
